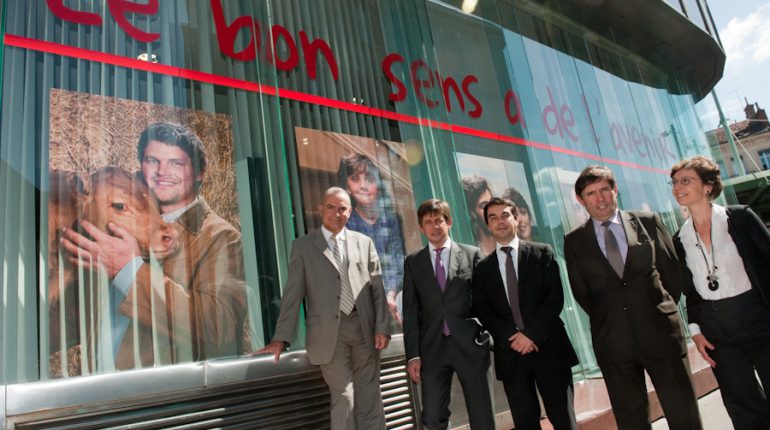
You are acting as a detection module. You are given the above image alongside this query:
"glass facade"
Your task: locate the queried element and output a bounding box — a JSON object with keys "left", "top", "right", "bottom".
{"left": 0, "top": 0, "right": 727, "bottom": 421}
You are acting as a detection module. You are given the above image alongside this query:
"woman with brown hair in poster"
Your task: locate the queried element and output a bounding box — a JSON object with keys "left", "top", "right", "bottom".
{"left": 462, "top": 175, "right": 496, "bottom": 255}
{"left": 502, "top": 186, "right": 538, "bottom": 242}
{"left": 337, "top": 153, "right": 405, "bottom": 323}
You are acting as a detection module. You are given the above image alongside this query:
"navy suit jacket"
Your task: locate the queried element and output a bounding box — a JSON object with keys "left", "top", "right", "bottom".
{"left": 564, "top": 211, "right": 687, "bottom": 364}
{"left": 402, "top": 241, "right": 487, "bottom": 363}
{"left": 472, "top": 241, "right": 577, "bottom": 380}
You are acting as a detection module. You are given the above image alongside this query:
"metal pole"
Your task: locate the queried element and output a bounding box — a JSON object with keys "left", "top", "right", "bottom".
{"left": 712, "top": 90, "right": 746, "bottom": 176}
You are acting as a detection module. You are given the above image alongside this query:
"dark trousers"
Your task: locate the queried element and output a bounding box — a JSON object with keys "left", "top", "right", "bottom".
{"left": 420, "top": 335, "right": 495, "bottom": 430}
{"left": 699, "top": 290, "right": 770, "bottom": 430}
{"left": 501, "top": 361, "right": 577, "bottom": 430}
{"left": 600, "top": 354, "right": 702, "bottom": 430}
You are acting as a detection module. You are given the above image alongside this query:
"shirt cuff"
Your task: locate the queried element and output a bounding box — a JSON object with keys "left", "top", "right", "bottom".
{"left": 407, "top": 356, "right": 420, "bottom": 363}
{"left": 688, "top": 323, "right": 702, "bottom": 336}
{"left": 111, "top": 257, "right": 144, "bottom": 296}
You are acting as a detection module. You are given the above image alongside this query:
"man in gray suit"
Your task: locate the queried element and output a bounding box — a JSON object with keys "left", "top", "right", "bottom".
{"left": 402, "top": 199, "right": 495, "bottom": 429}
{"left": 564, "top": 166, "right": 701, "bottom": 430}
{"left": 258, "top": 187, "right": 391, "bottom": 429}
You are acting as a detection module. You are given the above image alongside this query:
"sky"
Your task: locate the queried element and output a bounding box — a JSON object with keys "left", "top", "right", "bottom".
{"left": 696, "top": 0, "right": 770, "bottom": 129}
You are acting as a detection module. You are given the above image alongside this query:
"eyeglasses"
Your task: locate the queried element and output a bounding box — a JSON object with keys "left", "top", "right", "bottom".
{"left": 421, "top": 217, "right": 447, "bottom": 227}
{"left": 668, "top": 176, "right": 700, "bottom": 187}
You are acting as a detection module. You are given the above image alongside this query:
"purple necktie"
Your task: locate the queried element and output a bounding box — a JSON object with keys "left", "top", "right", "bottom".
{"left": 435, "top": 247, "right": 446, "bottom": 291}
{"left": 435, "top": 247, "right": 450, "bottom": 335}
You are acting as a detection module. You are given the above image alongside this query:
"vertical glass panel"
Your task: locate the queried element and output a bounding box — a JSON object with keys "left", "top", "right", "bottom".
{"left": 43, "top": 93, "right": 264, "bottom": 377}
{"left": 661, "top": 0, "right": 685, "bottom": 14}
{"left": 682, "top": 0, "right": 708, "bottom": 32}
{"left": 0, "top": 1, "right": 286, "bottom": 383}
{"left": 0, "top": 0, "right": 725, "bottom": 401}
{"left": 267, "top": 0, "right": 432, "bottom": 335}
{"left": 293, "top": 127, "right": 421, "bottom": 324}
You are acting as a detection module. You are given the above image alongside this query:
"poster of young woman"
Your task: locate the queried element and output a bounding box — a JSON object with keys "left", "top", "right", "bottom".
{"left": 46, "top": 89, "right": 252, "bottom": 378}
{"left": 455, "top": 152, "right": 538, "bottom": 255}
{"left": 294, "top": 126, "right": 422, "bottom": 326}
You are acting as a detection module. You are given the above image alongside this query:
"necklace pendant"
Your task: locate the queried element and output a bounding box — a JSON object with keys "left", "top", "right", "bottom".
{"left": 706, "top": 274, "right": 719, "bottom": 291}
{"left": 708, "top": 279, "right": 719, "bottom": 291}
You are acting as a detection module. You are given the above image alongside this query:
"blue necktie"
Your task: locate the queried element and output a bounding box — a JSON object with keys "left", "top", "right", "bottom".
{"left": 602, "top": 221, "right": 624, "bottom": 278}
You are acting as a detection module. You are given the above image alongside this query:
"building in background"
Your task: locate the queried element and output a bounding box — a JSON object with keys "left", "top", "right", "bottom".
{"left": 709, "top": 101, "right": 770, "bottom": 176}
{"left": 708, "top": 101, "right": 770, "bottom": 223}
{"left": 0, "top": 0, "right": 727, "bottom": 428}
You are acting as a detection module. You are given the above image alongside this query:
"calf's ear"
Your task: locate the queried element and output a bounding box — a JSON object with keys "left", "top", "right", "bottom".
{"left": 74, "top": 172, "right": 92, "bottom": 214}
{"left": 74, "top": 171, "right": 91, "bottom": 196}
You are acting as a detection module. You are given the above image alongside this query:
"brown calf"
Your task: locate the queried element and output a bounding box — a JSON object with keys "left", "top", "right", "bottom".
{"left": 47, "top": 167, "right": 179, "bottom": 376}
{"left": 48, "top": 166, "right": 179, "bottom": 294}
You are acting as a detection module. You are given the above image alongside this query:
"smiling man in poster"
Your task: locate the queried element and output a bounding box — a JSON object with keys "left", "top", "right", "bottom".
{"left": 61, "top": 121, "right": 250, "bottom": 371}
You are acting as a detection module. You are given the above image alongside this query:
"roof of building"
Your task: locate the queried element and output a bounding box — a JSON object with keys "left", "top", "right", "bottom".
{"left": 442, "top": 0, "right": 725, "bottom": 101}
{"left": 529, "top": 0, "right": 726, "bottom": 101}
{"left": 707, "top": 104, "right": 770, "bottom": 144}
{"left": 707, "top": 120, "right": 750, "bottom": 144}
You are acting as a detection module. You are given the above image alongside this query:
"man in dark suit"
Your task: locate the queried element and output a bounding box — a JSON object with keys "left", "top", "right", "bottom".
{"left": 403, "top": 199, "right": 495, "bottom": 430}
{"left": 258, "top": 187, "right": 391, "bottom": 429}
{"left": 473, "top": 197, "right": 578, "bottom": 430}
{"left": 563, "top": 166, "right": 702, "bottom": 430}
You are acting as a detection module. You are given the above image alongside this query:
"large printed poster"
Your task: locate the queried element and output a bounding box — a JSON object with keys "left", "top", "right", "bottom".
{"left": 294, "top": 127, "right": 422, "bottom": 325}
{"left": 46, "top": 89, "right": 252, "bottom": 378}
{"left": 456, "top": 152, "right": 538, "bottom": 255}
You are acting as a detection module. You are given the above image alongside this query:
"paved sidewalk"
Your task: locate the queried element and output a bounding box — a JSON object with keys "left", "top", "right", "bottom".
{"left": 652, "top": 389, "right": 732, "bottom": 430}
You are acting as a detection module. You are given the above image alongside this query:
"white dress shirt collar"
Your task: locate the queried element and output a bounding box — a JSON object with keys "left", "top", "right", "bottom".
{"left": 591, "top": 210, "right": 621, "bottom": 231}
{"left": 161, "top": 196, "right": 199, "bottom": 223}
{"left": 496, "top": 237, "right": 520, "bottom": 300}
{"left": 495, "top": 236, "right": 520, "bottom": 256}
{"left": 428, "top": 237, "right": 452, "bottom": 274}
{"left": 678, "top": 204, "right": 727, "bottom": 249}
{"left": 428, "top": 237, "right": 452, "bottom": 254}
{"left": 321, "top": 226, "right": 346, "bottom": 250}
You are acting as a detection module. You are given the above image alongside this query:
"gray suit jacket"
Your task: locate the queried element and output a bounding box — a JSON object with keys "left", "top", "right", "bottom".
{"left": 564, "top": 211, "right": 686, "bottom": 364}
{"left": 272, "top": 228, "right": 391, "bottom": 365}
{"left": 402, "top": 241, "right": 487, "bottom": 362}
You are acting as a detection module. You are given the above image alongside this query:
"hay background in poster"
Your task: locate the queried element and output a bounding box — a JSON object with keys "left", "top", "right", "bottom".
{"left": 48, "top": 88, "right": 240, "bottom": 230}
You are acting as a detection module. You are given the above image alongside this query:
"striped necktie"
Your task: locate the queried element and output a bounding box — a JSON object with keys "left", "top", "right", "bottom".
{"left": 332, "top": 234, "right": 355, "bottom": 314}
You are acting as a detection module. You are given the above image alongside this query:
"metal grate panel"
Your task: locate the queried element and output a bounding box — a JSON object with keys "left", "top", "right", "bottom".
{"left": 12, "top": 355, "right": 419, "bottom": 430}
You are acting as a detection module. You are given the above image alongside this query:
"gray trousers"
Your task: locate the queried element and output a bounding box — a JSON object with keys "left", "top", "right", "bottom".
{"left": 319, "top": 310, "right": 385, "bottom": 430}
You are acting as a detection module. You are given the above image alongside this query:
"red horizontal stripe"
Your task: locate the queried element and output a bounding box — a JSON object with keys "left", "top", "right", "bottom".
{"left": 3, "top": 34, "right": 667, "bottom": 174}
